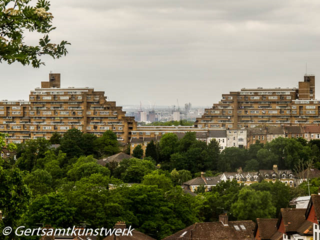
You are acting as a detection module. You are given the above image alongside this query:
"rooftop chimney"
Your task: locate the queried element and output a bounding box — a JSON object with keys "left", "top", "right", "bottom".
{"left": 237, "top": 167, "right": 243, "bottom": 174}
{"left": 273, "top": 165, "right": 278, "bottom": 174}
{"left": 219, "top": 214, "right": 228, "bottom": 226}
{"left": 0, "top": 210, "right": 2, "bottom": 220}
{"left": 201, "top": 172, "right": 207, "bottom": 184}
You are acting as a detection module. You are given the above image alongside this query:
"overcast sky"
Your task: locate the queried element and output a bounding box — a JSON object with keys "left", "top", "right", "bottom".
{"left": 1, "top": 0, "right": 320, "bottom": 107}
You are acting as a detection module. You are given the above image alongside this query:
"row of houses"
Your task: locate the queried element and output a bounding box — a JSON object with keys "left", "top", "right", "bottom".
{"left": 183, "top": 165, "right": 298, "bottom": 192}
{"left": 130, "top": 125, "right": 320, "bottom": 155}
{"left": 165, "top": 193, "right": 320, "bottom": 240}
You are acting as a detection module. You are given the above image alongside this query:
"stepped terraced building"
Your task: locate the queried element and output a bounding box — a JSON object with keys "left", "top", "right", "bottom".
{"left": 195, "top": 75, "right": 319, "bottom": 129}
{"left": 0, "top": 73, "right": 137, "bottom": 144}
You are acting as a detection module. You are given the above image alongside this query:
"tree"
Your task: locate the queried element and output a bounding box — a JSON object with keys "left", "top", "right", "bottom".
{"left": 117, "top": 185, "right": 196, "bottom": 239}
{"left": 170, "top": 152, "right": 187, "bottom": 170}
{"left": 25, "top": 192, "right": 76, "bottom": 228}
{"left": 264, "top": 137, "right": 312, "bottom": 170}
{"left": 62, "top": 174, "right": 127, "bottom": 228}
{"left": 299, "top": 177, "right": 320, "bottom": 195}
{"left": 249, "top": 181, "right": 291, "bottom": 216}
{"left": 0, "top": 0, "right": 70, "bottom": 68}
{"left": 247, "top": 140, "right": 264, "bottom": 160}
{"left": 95, "top": 130, "right": 120, "bottom": 157}
{"left": 145, "top": 140, "right": 159, "bottom": 162}
{"left": 82, "top": 133, "right": 99, "bottom": 157}
{"left": 49, "top": 132, "right": 62, "bottom": 144}
{"left": 244, "top": 159, "right": 259, "bottom": 172}
{"left": 24, "top": 169, "right": 53, "bottom": 195}
{"left": 207, "top": 139, "right": 220, "bottom": 170}
{"left": 231, "top": 187, "right": 276, "bottom": 221}
{"left": 133, "top": 145, "right": 143, "bottom": 159}
{"left": 114, "top": 158, "right": 155, "bottom": 183}
{"left": 178, "top": 132, "right": 197, "bottom": 152}
{"left": 194, "top": 185, "right": 206, "bottom": 194}
{"left": 0, "top": 167, "right": 31, "bottom": 239}
{"left": 159, "top": 133, "right": 179, "bottom": 162}
{"left": 59, "top": 128, "right": 84, "bottom": 158}
{"left": 67, "top": 155, "right": 110, "bottom": 181}
{"left": 142, "top": 171, "right": 173, "bottom": 192}
{"left": 177, "top": 170, "right": 192, "bottom": 184}
{"left": 16, "top": 138, "right": 51, "bottom": 172}
{"left": 218, "top": 148, "right": 248, "bottom": 172}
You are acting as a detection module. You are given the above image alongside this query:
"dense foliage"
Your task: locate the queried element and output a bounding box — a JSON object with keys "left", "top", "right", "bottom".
{"left": 1, "top": 130, "right": 319, "bottom": 239}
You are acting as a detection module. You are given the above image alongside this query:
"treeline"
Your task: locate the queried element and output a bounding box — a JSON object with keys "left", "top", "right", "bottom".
{"left": 137, "top": 132, "right": 320, "bottom": 174}
{"left": 1, "top": 130, "right": 320, "bottom": 240}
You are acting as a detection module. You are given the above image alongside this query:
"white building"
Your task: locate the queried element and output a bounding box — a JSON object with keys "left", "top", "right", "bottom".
{"left": 207, "top": 130, "right": 227, "bottom": 151}
{"left": 226, "top": 129, "right": 247, "bottom": 148}
{"left": 140, "top": 112, "right": 148, "bottom": 122}
{"left": 173, "top": 111, "right": 181, "bottom": 121}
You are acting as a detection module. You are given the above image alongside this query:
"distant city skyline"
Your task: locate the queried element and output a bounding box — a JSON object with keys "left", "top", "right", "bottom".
{"left": 1, "top": 0, "right": 320, "bottom": 106}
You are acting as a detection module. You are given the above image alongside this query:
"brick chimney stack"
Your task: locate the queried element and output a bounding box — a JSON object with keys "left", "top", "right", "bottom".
{"left": 273, "top": 165, "right": 278, "bottom": 174}
{"left": 115, "top": 221, "right": 126, "bottom": 230}
{"left": 0, "top": 210, "right": 2, "bottom": 220}
{"left": 219, "top": 214, "right": 228, "bottom": 226}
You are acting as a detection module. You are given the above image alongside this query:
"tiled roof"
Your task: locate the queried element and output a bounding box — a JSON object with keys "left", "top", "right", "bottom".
{"left": 280, "top": 208, "right": 306, "bottom": 233}
{"left": 163, "top": 221, "right": 255, "bottom": 240}
{"left": 105, "top": 152, "right": 131, "bottom": 163}
{"left": 131, "top": 138, "right": 144, "bottom": 143}
{"left": 303, "top": 125, "right": 320, "bottom": 133}
{"left": 297, "top": 220, "right": 313, "bottom": 235}
{"left": 256, "top": 218, "right": 278, "bottom": 240}
{"left": 183, "top": 176, "right": 221, "bottom": 186}
{"left": 196, "top": 132, "right": 208, "bottom": 138}
{"left": 270, "top": 231, "right": 283, "bottom": 240}
{"left": 183, "top": 189, "right": 197, "bottom": 196}
{"left": 284, "top": 126, "right": 303, "bottom": 134}
{"left": 208, "top": 130, "right": 227, "bottom": 138}
{"left": 266, "top": 127, "right": 284, "bottom": 135}
{"left": 103, "top": 229, "right": 155, "bottom": 240}
{"left": 247, "top": 128, "right": 267, "bottom": 135}
{"left": 97, "top": 153, "right": 131, "bottom": 166}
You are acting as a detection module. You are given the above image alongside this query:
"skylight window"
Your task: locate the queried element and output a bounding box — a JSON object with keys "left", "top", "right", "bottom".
{"left": 180, "top": 231, "right": 188, "bottom": 237}
{"left": 240, "top": 225, "right": 246, "bottom": 230}
{"left": 234, "top": 225, "right": 240, "bottom": 231}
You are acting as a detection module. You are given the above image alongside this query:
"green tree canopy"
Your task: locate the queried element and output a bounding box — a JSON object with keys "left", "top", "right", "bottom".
{"left": 49, "top": 132, "right": 62, "bottom": 144}
{"left": 0, "top": 0, "right": 70, "bottom": 67}
{"left": 231, "top": 187, "right": 276, "bottom": 221}
{"left": 67, "top": 155, "right": 110, "bottom": 181}
{"left": 133, "top": 145, "right": 144, "bottom": 159}
{"left": 95, "top": 130, "right": 120, "bottom": 157}
{"left": 145, "top": 140, "right": 159, "bottom": 162}
{"left": 142, "top": 170, "right": 173, "bottom": 192}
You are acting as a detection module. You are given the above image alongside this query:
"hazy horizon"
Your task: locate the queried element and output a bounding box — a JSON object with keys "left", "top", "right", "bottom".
{"left": 1, "top": 0, "right": 320, "bottom": 107}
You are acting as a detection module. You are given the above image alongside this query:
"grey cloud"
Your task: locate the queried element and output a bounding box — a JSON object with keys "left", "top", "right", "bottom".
{"left": 1, "top": 0, "right": 320, "bottom": 106}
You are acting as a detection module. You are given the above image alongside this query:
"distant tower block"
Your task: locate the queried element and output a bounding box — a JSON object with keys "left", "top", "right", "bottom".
{"left": 299, "top": 75, "right": 315, "bottom": 100}
{"left": 41, "top": 73, "right": 61, "bottom": 88}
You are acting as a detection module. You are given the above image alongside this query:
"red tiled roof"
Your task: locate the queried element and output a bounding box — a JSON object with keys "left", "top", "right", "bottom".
{"left": 304, "top": 125, "right": 320, "bottom": 133}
